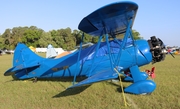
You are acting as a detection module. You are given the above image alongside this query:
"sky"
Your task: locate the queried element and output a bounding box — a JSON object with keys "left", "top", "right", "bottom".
{"left": 0, "top": 0, "right": 180, "bottom": 46}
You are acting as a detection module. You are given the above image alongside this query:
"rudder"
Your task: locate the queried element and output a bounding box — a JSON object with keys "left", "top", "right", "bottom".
{"left": 13, "top": 43, "right": 43, "bottom": 67}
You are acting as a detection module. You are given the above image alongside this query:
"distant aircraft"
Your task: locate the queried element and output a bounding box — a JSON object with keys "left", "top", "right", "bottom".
{"left": 4, "top": 1, "right": 166, "bottom": 94}
{"left": 46, "top": 44, "right": 58, "bottom": 58}
{"left": 5, "top": 50, "right": 14, "bottom": 54}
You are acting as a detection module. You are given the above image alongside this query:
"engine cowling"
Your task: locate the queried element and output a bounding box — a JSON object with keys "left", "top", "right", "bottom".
{"left": 148, "top": 36, "right": 166, "bottom": 64}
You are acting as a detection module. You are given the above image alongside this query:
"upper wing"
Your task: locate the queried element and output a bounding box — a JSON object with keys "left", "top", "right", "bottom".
{"left": 78, "top": 1, "right": 138, "bottom": 36}
{"left": 69, "top": 68, "right": 118, "bottom": 88}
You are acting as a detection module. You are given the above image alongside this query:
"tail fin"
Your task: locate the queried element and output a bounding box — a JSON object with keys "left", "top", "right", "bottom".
{"left": 4, "top": 43, "right": 43, "bottom": 76}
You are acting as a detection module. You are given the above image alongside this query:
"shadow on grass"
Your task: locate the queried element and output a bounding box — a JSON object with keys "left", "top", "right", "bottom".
{"left": 7, "top": 76, "right": 87, "bottom": 83}
{"left": 107, "top": 81, "right": 126, "bottom": 93}
{"left": 52, "top": 85, "right": 91, "bottom": 98}
{"left": 36, "top": 76, "right": 87, "bottom": 82}
{"left": 4, "top": 79, "right": 25, "bottom": 83}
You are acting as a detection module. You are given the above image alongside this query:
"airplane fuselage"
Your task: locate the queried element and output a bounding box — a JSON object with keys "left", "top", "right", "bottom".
{"left": 10, "top": 39, "right": 152, "bottom": 80}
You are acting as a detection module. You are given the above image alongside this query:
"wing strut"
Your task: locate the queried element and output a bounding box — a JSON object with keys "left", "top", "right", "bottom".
{"left": 105, "top": 30, "right": 115, "bottom": 71}
{"left": 115, "top": 19, "right": 133, "bottom": 67}
{"left": 87, "top": 30, "right": 103, "bottom": 77}
{"left": 73, "top": 33, "right": 84, "bottom": 85}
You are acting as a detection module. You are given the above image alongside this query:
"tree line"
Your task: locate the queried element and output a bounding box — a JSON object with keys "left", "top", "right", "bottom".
{"left": 0, "top": 26, "right": 141, "bottom": 50}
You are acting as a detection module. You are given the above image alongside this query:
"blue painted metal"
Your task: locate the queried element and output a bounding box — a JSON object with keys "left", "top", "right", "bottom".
{"left": 87, "top": 34, "right": 103, "bottom": 77}
{"left": 124, "top": 80, "right": 156, "bottom": 94}
{"left": 4, "top": 1, "right": 165, "bottom": 95}
{"left": 4, "top": 39, "right": 153, "bottom": 94}
{"left": 124, "top": 76, "right": 133, "bottom": 82}
{"left": 73, "top": 33, "right": 84, "bottom": 85}
{"left": 105, "top": 33, "right": 115, "bottom": 71}
{"left": 69, "top": 69, "right": 118, "bottom": 88}
{"left": 130, "top": 65, "right": 147, "bottom": 82}
{"left": 115, "top": 19, "right": 133, "bottom": 67}
{"left": 78, "top": 1, "right": 138, "bottom": 36}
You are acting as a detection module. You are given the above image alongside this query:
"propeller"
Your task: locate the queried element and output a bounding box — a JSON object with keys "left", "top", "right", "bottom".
{"left": 148, "top": 36, "right": 167, "bottom": 64}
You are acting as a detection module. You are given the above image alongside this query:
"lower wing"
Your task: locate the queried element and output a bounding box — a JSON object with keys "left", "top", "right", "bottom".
{"left": 69, "top": 69, "right": 118, "bottom": 88}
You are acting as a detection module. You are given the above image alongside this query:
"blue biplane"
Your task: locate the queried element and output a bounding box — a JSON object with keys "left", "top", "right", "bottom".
{"left": 4, "top": 1, "right": 166, "bottom": 94}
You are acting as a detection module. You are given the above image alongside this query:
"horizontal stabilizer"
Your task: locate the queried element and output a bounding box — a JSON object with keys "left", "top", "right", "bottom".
{"left": 69, "top": 69, "right": 118, "bottom": 88}
{"left": 4, "top": 63, "right": 40, "bottom": 76}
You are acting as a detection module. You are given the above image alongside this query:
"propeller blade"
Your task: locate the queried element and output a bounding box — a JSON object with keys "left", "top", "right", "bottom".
{"left": 169, "top": 52, "right": 175, "bottom": 58}
{"left": 166, "top": 48, "right": 175, "bottom": 58}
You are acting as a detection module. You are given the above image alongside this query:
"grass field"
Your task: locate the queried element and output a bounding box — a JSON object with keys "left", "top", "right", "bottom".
{"left": 0, "top": 54, "right": 180, "bottom": 109}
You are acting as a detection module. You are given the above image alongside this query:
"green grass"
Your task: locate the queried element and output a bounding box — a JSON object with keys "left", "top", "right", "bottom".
{"left": 0, "top": 54, "right": 180, "bottom": 109}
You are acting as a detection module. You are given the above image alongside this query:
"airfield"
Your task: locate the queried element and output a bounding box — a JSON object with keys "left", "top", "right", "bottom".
{"left": 0, "top": 53, "right": 180, "bottom": 109}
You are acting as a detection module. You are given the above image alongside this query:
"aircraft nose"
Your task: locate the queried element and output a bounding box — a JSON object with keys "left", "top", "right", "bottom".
{"left": 147, "top": 36, "right": 166, "bottom": 64}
